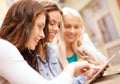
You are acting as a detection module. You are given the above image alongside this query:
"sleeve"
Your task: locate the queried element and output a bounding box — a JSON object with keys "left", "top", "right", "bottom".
{"left": 0, "top": 39, "right": 47, "bottom": 84}
{"left": 81, "top": 33, "right": 107, "bottom": 65}
{"left": 0, "top": 39, "right": 73, "bottom": 84}
{"left": 72, "top": 76, "right": 86, "bottom": 84}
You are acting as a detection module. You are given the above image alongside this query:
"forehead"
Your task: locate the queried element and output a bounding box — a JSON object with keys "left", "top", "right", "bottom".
{"left": 63, "top": 15, "right": 81, "bottom": 24}
{"left": 33, "top": 13, "right": 46, "bottom": 28}
{"left": 35, "top": 13, "right": 46, "bottom": 22}
{"left": 48, "top": 11, "right": 62, "bottom": 22}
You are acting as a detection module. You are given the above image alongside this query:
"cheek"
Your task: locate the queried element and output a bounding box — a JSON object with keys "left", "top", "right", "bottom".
{"left": 63, "top": 29, "right": 69, "bottom": 34}
{"left": 63, "top": 31, "right": 68, "bottom": 37}
{"left": 25, "top": 34, "right": 35, "bottom": 49}
{"left": 76, "top": 29, "right": 81, "bottom": 35}
{"left": 25, "top": 41, "right": 31, "bottom": 49}
{"left": 77, "top": 31, "right": 80, "bottom": 36}
{"left": 48, "top": 26, "right": 52, "bottom": 32}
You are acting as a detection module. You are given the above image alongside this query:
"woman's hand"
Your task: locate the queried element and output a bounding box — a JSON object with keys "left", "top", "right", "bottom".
{"left": 63, "top": 61, "right": 93, "bottom": 77}
{"left": 70, "top": 61, "right": 95, "bottom": 77}
{"left": 63, "top": 61, "right": 107, "bottom": 80}
{"left": 94, "top": 65, "right": 109, "bottom": 78}
{"left": 73, "top": 62, "right": 102, "bottom": 80}
{"left": 84, "top": 64, "right": 101, "bottom": 80}
{"left": 84, "top": 64, "right": 109, "bottom": 80}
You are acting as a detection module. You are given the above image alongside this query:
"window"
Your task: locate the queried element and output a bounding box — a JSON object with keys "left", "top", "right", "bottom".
{"left": 98, "top": 14, "right": 119, "bottom": 43}
{"left": 89, "top": 0, "right": 108, "bottom": 13}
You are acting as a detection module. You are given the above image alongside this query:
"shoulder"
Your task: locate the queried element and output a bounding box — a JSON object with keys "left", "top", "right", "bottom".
{"left": 47, "top": 43, "right": 58, "bottom": 54}
{"left": 83, "top": 33, "right": 91, "bottom": 42}
{"left": 0, "top": 39, "right": 24, "bottom": 61}
{"left": 82, "top": 33, "right": 94, "bottom": 46}
{"left": 47, "top": 43, "right": 57, "bottom": 50}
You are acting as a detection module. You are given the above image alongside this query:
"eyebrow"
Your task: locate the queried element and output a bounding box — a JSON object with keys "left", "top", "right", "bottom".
{"left": 50, "top": 18, "right": 61, "bottom": 25}
{"left": 49, "top": 19, "right": 56, "bottom": 23}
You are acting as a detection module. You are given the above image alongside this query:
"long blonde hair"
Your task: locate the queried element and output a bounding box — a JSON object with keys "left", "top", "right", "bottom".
{"left": 54, "top": 7, "right": 98, "bottom": 68}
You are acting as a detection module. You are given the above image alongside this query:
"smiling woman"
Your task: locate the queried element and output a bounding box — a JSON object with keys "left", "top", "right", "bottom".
{"left": 52, "top": 7, "right": 108, "bottom": 83}
{"left": 25, "top": 13, "right": 46, "bottom": 50}
{"left": 48, "top": 11, "right": 62, "bottom": 42}
{"left": 0, "top": 0, "right": 48, "bottom": 83}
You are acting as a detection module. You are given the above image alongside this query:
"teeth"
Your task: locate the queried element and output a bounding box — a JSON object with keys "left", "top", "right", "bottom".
{"left": 34, "top": 39, "right": 39, "bottom": 43}
{"left": 49, "top": 33, "right": 55, "bottom": 37}
{"left": 50, "top": 33, "right": 55, "bottom": 36}
{"left": 68, "top": 36, "right": 74, "bottom": 38}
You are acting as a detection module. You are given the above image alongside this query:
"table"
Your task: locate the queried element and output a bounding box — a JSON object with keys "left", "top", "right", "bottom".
{"left": 93, "top": 73, "right": 120, "bottom": 84}
{"left": 85, "top": 65, "right": 120, "bottom": 84}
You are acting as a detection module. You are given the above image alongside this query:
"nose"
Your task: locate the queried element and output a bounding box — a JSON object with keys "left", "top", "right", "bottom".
{"left": 40, "top": 31, "right": 45, "bottom": 39}
{"left": 53, "top": 24, "right": 59, "bottom": 31}
{"left": 70, "top": 27, "right": 75, "bottom": 33}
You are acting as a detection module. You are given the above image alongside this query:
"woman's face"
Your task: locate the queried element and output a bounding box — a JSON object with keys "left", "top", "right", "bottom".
{"left": 48, "top": 11, "right": 62, "bottom": 42}
{"left": 63, "top": 15, "right": 82, "bottom": 44}
{"left": 25, "top": 13, "right": 46, "bottom": 50}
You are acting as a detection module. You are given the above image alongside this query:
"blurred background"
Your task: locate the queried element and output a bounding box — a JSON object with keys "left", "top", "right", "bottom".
{"left": 0, "top": 0, "right": 120, "bottom": 66}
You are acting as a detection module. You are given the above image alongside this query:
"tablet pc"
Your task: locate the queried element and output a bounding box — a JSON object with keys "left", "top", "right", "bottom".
{"left": 86, "top": 50, "right": 120, "bottom": 84}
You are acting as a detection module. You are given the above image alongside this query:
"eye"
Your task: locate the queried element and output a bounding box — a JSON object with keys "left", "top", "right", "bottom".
{"left": 74, "top": 25, "right": 79, "bottom": 29}
{"left": 38, "top": 25, "right": 42, "bottom": 28}
{"left": 38, "top": 24, "right": 44, "bottom": 30}
{"left": 49, "top": 20, "right": 55, "bottom": 26}
{"left": 64, "top": 24, "right": 71, "bottom": 29}
{"left": 58, "top": 23, "right": 61, "bottom": 29}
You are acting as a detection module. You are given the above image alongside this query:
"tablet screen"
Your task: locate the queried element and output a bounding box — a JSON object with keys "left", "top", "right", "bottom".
{"left": 86, "top": 50, "right": 120, "bottom": 84}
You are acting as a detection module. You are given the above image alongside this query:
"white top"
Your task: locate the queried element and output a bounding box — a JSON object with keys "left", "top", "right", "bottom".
{"left": 80, "top": 33, "right": 107, "bottom": 64}
{"left": 0, "top": 39, "right": 73, "bottom": 84}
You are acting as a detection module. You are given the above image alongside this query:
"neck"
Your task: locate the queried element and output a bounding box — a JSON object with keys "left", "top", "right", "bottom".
{"left": 65, "top": 42, "right": 75, "bottom": 58}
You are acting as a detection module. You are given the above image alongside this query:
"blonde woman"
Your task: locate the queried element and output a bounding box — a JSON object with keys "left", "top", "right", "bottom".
{"left": 57, "top": 7, "right": 107, "bottom": 65}
{"left": 53, "top": 7, "right": 107, "bottom": 82}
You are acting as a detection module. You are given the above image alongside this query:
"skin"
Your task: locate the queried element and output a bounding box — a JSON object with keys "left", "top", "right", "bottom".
{"left": 48, "top": 11, "right": 62, "bottom": 42}
{"left": 25, "top": 13, "right": 46, "bottom": 50}
{"left": 38, "top": 10, "right": 62, "bottom": 61}
{"left": 63, "top": 15, "right": 82, "bottom": 44}
{"left": 62, "top": 14, "right": 83, "bottom": 57}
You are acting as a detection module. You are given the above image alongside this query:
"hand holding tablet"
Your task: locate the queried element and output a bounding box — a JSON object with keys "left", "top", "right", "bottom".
{"left": 85, "top": 50, "right": 120, "bottom": 84}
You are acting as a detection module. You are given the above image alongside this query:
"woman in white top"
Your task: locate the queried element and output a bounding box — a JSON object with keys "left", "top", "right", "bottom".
{"left": 0, "top": 0, "right": 95, "bottom": 84}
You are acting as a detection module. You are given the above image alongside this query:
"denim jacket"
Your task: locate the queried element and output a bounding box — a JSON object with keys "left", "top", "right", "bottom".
{"left": 37, "top": 44, "right": 62, "bottom": 80}
{"left": 37, "top": 44, "right": 86, "bottom": 84}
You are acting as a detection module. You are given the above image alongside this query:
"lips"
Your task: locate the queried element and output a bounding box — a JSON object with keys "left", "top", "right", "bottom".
{"left": 49, "top": 33, "right": 56, "bottom": 39}
{"left": 67, "top": 35, "right": 75, "bottom": 39}
{"left": 34, "top": 38, "right": 40, "bottom": 45}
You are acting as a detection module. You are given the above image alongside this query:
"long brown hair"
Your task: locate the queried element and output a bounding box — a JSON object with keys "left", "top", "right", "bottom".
{"left": 37, "top": 1, "right": 63, "bottom": 61}
{"left": 0, "top": 0, "right": 48, "bottom": 72}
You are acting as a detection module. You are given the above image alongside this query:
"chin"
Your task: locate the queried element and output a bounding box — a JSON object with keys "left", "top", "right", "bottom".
{"left": 49, "top": 39, "right": 53, "bottom": 42}
{"left": 29, "top": 46, "right": 35, "bottom": 50}
{"left": 68, "top": 40, "right": 74, "bottom": 43}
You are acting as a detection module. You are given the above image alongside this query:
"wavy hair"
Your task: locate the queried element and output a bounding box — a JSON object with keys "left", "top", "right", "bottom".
{"left": 0, "top": 0, "right": 48, "bottom": 72}
{"left": 57, "top": 7, "right": 98, "bottom": 68}
{"left": 37, "top": 1, "right": 63, "bottom": 61}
